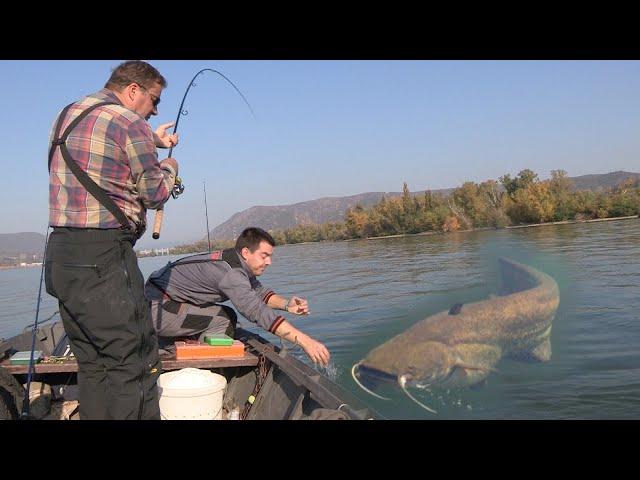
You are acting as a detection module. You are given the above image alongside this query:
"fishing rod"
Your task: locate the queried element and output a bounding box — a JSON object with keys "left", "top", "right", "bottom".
{"left": 204, "top": 180, "right": 212, "bottom": 252}
{"left": 152, "top": 68, "right": 256, "bottom": 240}
{"left": 20, "top": 228, "right": 50, "bottom": 419}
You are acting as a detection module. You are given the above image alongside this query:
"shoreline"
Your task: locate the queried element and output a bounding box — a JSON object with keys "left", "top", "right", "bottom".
{"left": 0, "top": 263, "right": 42, "bottom": 271}
{"left": 504, "top": 215, "right": 638, "bottom": 229}
{"left": 349, "top": 214, "right": 639, "bottom": 243}
{"left": 6, "top": 216, "right": 636, "bottom": 266}
{"left": 154, "top": 214, "right": 640, "bottom": 251}
{"left": 275, "top": 214, "right": 639, "bottom": 247}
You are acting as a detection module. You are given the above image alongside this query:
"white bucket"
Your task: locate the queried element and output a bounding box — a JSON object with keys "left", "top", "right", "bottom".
{"left": 157, "top": 368, "right": 227, "bottom": 420}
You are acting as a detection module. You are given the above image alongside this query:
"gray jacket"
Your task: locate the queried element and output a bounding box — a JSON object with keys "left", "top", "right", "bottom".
{"left": 145, "top": 249, "right": 285, "bottom": 334}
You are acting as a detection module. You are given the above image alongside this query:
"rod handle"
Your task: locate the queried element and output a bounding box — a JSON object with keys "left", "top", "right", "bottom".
{"left": 152, "top": 208, "right": 164, "bottom": 239}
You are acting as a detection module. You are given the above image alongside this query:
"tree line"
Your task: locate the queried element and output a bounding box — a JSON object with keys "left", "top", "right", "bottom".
{"left": 141, "top": 169, "right": 639, "bottom": 256}
{"left": 269, "top": 169, "right": 640, "bottom": 244}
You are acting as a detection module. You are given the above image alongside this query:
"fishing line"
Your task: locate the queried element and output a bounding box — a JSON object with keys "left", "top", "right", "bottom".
{"left": 204, "top": 180, "right": 211, "bottom": 252}
{"left": 153, "top": 68, "right": 256, "bottom": 240}
{"left": 21, "top": 67, "right": 255, "bottom": 417}
{"left": 21, "top": 227, "right": 50, "bottom": 419}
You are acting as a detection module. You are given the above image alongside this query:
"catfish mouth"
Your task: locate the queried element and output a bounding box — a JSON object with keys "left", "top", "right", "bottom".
{"left": 352, "top": 363, "right": 439, "bottom": 414}
{"left": 354, "top": 362, "right": 458, "bottom": 391}
{"left": 351, "top": 363, "right": 396, "bottom": 401}
{"left": 354, "top": 364, "right": 398, "bottom": 390}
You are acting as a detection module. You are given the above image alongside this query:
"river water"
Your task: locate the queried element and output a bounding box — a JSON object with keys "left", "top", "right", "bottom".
{"left": 1, "top": 219, "right": 639, "bottom": 419}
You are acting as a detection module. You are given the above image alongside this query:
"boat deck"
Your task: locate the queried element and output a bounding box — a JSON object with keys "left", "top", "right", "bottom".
{"left": 1, "top": 351, "right": 259, "bottom": 375}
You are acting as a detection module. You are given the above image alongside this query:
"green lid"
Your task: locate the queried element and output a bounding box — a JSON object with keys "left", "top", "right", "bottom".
{"left": 10, "top": 350, "right": 43, "bottom": 365}
{"left": 203, "top": 335, "right": 234, "bottom": 346}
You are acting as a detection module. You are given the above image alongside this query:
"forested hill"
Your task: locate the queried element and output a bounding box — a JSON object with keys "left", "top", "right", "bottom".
{"left": 208, "top": 171, "right": 639, "bottom": 241}
{"left": 570, "top": 171, "right": 640, "bottom": 191}
{"left": 0, "top": 232, "right": 45, "bottom": 260}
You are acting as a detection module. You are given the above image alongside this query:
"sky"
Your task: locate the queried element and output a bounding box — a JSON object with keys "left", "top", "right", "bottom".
{"left": 1, "top": 60, "right": 638, "bottom": 248}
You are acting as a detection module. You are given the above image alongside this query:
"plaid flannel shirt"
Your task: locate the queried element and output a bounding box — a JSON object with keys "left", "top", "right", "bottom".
{"left": 48, "top": 88, "right": 175, "bottom": 236}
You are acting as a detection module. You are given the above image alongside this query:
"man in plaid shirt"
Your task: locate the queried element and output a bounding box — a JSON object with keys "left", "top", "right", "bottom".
{"left": 45, "top": 60, "right": 179, "bottom": 420}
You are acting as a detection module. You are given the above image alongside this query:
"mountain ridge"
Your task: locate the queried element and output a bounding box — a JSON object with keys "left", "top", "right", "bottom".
{"left": 4, "top": 171, "right": 637, "bottom": 250}
{"left": 0, "top": 232, "right": 46, "bottom": 261}
{"left": 207, "top": 170, "right": 640, "bottom": 241}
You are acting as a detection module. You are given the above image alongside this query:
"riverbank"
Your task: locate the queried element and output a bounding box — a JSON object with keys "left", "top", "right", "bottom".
{"left": 9, "top": 215, "right": 635, "bottom": 263}
{"left": 353, "top": 214, "right": 639, "bottom": 243}
{"left": 172, "top": 214, "right": 640, "bottom": 250}
{"left": 504, "top": 215, "right": 638, "bottom": 229}
{"left": 0, "top": 263, "right": 42, "bottom": 271}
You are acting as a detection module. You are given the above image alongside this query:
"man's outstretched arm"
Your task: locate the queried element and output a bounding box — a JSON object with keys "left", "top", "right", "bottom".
{"left": 272, "top": 319, "right": 330, "bottom": 367}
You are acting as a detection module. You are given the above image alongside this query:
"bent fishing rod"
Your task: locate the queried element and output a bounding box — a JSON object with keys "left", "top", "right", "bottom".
{"left": 20, "top": 69, "right": 253, "bottom": 419}
{"left": 152, "top": 68, "right": 256, "bottom": 240}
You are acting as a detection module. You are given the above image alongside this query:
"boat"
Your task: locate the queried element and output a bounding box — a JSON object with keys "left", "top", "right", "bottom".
{"left": 0, "top": 317, "right": 382, "bottom": 420}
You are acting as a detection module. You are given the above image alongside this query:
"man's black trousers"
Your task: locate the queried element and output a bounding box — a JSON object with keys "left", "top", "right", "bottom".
{"left": 45, "top": 227, "right": 161, "bottom": 420}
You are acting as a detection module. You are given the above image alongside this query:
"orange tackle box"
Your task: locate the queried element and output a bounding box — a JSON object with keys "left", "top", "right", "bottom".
{"left": 174, "top": 340, "right": 246, "bottom": 360}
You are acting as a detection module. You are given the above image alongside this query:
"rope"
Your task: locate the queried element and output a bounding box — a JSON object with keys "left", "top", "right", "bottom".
{"left": 240, "top": 347, "right": 271, "bottom": 420}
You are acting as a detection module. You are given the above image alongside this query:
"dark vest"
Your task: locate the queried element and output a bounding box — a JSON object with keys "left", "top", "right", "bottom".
{"left": 147, "top": 248, "right": 242, "bottom": 295}
{"left": 159, "top": 248, "right": 241, "bottom": 270}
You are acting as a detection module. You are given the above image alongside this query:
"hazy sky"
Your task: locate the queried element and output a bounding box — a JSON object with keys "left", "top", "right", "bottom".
{"left": 1, "top": 60, "right": 638, "bottom": 248}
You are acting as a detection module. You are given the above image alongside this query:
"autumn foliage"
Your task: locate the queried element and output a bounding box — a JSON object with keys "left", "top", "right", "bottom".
{"left": 157, "top": 170, "right": 640, "bottom": 254}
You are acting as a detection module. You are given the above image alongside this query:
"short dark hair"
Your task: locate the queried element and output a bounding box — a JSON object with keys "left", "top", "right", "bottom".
{"left": 235, "top": 227, "right": 275, "bottom": 253}
{"left": 105, "top": 60, "right": 167, "bottom": 91}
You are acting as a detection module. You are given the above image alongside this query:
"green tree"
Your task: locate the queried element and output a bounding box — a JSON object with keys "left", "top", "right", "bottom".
{"left": 500, "top": 169, "right": 539, "bottom": 198}
{"left": 549, "top": 169, "right": 574, "bottom": 221}
{"left": 424, "top": 190, "right": 433, "bottom": 210}
{"left": 401, "top": 182, "right": 415, "bottom": 216}
{"left": 452, "top": 181, "right": 488, "bottom": 227}
{"left": 507, "top": 182, "right": 555, "bottom": 224}
{"left": 270, "top": 230, "right": 286, "bottom": 245}
{"left": 344, "top": 204, "right": 369, "bottom": 238}
{"left": 479, "top": 180, "right": 510, "bottom": 228}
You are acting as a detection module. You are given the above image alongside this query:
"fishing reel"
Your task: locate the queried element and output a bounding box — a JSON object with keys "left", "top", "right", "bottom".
{"left": 153, "top": 176, "right": 184, "bottom": 239}
{"left": 172, "top": 176, "right": 185, "bottom": 199}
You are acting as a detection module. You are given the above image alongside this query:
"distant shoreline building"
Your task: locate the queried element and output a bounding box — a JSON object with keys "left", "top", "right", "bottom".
{"left": 0, "top": 252, "right": 42, "bottom": 268}
{"left": 137, "top": 247, "right": 171, "bottom": 257}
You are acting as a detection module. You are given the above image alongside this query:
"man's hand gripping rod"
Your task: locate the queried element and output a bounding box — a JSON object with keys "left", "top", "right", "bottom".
{"left": 152, "top": 172, "right": 184, "bottom": 239}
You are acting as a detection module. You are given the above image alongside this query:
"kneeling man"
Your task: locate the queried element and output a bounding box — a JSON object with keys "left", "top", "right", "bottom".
{"left": 145, "top": 227, "right": 330, "bottom": 366}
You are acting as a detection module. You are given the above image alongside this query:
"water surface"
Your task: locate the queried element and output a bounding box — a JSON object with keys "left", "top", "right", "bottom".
{"left": 1, "top": 219, "right": 638, "bottom": 419}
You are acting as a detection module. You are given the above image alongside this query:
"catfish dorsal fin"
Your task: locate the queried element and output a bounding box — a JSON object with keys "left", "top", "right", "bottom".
{"left": 448, "top": 303, "right": 464, "bottom": 315}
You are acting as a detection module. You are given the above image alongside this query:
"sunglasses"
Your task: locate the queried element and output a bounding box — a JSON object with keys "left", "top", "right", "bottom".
{"left": 137, "top": 83, "right": 161, "bottom": 108}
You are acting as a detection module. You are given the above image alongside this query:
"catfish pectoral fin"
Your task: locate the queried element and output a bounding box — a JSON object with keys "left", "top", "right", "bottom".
{"left": 508, "top": 338, "right": 552, "bottom": 363}
{"left": 469, "top": 378, "right": 489, "bottom": 391}
{"left": 528, "top": 338, "right": 552, "bottom": 362}
{"left": 456, "top": 362, "right": 499, "bottom": 373}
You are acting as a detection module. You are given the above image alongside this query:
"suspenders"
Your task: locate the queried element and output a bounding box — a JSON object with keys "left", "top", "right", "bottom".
{"left": 49, "top": 101, "right": 135, "bottom": 233}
